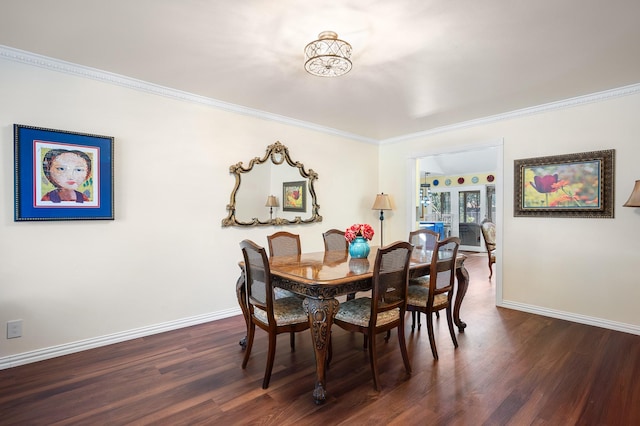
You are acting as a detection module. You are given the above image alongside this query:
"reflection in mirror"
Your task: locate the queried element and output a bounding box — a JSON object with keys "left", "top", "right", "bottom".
{"left": 222, "top": 141, "right": 322, "bottom": 227}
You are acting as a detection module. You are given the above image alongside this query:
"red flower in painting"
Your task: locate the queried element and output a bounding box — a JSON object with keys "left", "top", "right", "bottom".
{"left": 531, "top": 174, "right": 559, "bottom": 193}
{"left": 345, "top": 223, "right": 375, "bottom": 242}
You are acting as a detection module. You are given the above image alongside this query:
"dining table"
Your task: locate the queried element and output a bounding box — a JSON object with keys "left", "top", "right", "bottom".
{"left": 236, "top": 246, "right": 469, "bottom": 404}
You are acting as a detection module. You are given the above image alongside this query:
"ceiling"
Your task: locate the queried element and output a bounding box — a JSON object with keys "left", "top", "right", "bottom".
{"left": 419, "top": 147, "right": 499, "bottom": 177}
{"left": 1, "top": 1, "right": 640, "bottom": 143}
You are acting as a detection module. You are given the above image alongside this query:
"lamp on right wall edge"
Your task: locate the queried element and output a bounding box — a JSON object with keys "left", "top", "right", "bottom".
{"left": 623, "top": 180, "right": 640, "bottom": 207}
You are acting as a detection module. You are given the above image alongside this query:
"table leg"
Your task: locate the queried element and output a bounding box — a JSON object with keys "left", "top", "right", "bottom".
{"left": 236, "top": 268, "right": 250, "bottom": 349}
{"left": 303, "top": 297, "right": 339, "bottom": 405}
{"left": 454, "top": 263, "right": 470, "bottom": 332}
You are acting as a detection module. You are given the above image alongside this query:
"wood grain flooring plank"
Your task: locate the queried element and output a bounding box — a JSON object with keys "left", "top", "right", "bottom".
{"left": 2, "top": 254, "right": 640, "bottom": 425}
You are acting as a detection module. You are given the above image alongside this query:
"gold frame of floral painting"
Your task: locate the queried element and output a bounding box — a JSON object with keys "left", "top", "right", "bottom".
{"left": 514, "top": 149, "right": 614, "bottom": 218}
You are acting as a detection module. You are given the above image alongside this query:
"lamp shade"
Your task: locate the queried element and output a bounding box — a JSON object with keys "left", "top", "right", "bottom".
{"left": 623, "top": 180, "right": 640, "bottom": 207}
{"left": 265, "top": 195, "right": 279, "bottom": 207}
{"left": 372, "top": 193, "right": 392, "bottom": 210}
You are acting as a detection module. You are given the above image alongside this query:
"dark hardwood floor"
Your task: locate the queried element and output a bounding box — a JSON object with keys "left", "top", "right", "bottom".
{"left": 1, "top": 253, "right": 639, "bottom": 425}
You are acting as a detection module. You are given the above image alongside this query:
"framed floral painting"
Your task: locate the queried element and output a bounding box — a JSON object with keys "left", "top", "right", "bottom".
{"left": 282, "top": 180, "right": 306, "bottom": 212}
{"left": 514, "top": 149, "right": 614, "bottom": 218}
{"left": 14, "top": 124, "right": 115, "bottom": 221}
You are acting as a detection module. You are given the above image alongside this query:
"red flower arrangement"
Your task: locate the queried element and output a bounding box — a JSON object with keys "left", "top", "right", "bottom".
{"left": 344, "top": 223, "right": 375, "bottom": 243}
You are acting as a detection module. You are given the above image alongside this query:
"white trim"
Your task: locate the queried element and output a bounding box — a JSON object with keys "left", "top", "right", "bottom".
{"left": 381, "top": 83, "right": 640, "bottom": 145}
{"left": 0, "top": 308, "right": 242, "bottom": 370}
{"left": 4, "top": 300, "right": 638, "bottom": 370}
{"left": 0, "top": 45, "right": 376, "bottom": 145}
{"left": 493, "top": 143, "right": 504, "bottom": 304}
{"left": 499, "top": 300, "right": 640, "bottom": 336}
{"left": 2, "top": 45, "right": 639, "bottom": 146}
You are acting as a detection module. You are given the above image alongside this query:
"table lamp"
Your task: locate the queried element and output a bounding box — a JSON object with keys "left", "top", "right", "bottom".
{"left": 265, "top": 195, "right": 279, "bottom": 220}
{"left": 623, "top": 180, "right": 640, "bottom": 207}
{"left": 372, "top": 193, "right": 392, "bottom": 246}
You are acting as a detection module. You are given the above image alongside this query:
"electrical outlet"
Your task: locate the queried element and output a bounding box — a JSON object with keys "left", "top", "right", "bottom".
{"left": 7, "top": 320, "right": 22, "bottom": 339}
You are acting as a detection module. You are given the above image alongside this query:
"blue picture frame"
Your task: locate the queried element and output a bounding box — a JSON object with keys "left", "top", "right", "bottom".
{"left": 14, "top": 124, "right": 114, "bottom": 221}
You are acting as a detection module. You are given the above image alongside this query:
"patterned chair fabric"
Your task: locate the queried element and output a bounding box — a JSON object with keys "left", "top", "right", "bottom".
{"left": 481, "top": 221, "right": 496, "bottom": 278}
{"left": 239, "top": 239, "right": 309, "bottom": 389}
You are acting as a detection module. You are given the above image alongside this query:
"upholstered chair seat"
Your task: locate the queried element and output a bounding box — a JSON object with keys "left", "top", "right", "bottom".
{"left": 253, "top": 296, "right": 308, "bottom": 326}
{"left": 335, "top": 297, "right": 400, "bottom": 328}
{"left": 407, "top": 286, "right": 448, "bottom": 310}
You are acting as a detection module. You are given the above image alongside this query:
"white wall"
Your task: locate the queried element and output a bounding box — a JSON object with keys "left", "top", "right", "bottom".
{"left": 3, "top": 53, "right": 639, "bottom": 368}
{"left": 0, "top": 58, "right": 380, "bottom": 363}
{"left": 379, "top": 92, "right": 640, "bottom": 330}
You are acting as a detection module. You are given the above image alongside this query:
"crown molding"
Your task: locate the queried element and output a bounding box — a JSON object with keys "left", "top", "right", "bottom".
{"left": 2, "top": 45, "right": 638, "bottom": 146}
{"left": 0, "top": 45, "right": 377, "bottom": 144}
{"left": 381, "top": 82, "right": 640, "bottom": 145}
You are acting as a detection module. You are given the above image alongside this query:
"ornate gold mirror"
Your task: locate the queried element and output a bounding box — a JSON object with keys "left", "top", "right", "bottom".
{"left": 222, "top": 141, "right": 322, "bottom": 227}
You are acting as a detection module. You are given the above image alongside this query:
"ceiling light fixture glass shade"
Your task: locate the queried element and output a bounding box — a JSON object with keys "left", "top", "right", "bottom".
{"left": 304, "top": 31, "right": 352, "bottom": 77}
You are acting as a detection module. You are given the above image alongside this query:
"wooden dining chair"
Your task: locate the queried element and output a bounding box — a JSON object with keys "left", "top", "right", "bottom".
{"left": 322, "top": 229, "right": 347, "bottom": 252}
{"left": 409, "top": 228, "right": 439, "bottom": 253}
{"left": 406, "top": 236, "right": 460, "bottom": 360}
{"left": 266, "top": 231, "right": 304, "bottom": 348}
{"left": 480, "top": 220, "right": 496, "bottom": 279}
{"left": 407, "top": 228, "right": 439, "bottom": 287}
{"left": 332, "top": 241, "right": 414, "bottom": 391}
{"left": 323, "top": 228, "right": 360, "bottom": 304}
{"left": 239, "top": 239, "right": 310, "bottom": 389}
{"left": 267, "top": 231, "right": 301, "bottom": 257}
{"left": 408, "top": 228, "right": 440, "bottom": 329}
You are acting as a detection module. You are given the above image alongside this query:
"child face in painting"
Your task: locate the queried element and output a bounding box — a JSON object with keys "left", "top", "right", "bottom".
{"left": 49, "top": 152, "right": 90, "bottom": 190}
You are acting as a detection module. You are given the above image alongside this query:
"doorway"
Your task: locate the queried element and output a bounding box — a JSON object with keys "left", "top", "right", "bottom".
{"left": 412, "top": 143, "right": 502, "bottom": 253}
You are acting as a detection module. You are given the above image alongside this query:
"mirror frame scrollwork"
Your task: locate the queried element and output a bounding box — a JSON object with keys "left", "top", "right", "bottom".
{"left": 221, "top": 141, "right": 322, "bottom": 227}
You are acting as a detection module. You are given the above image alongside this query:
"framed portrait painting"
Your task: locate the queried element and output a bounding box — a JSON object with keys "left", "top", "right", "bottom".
{"left": 282, "top": 180, "right": 306, "bottom": 212}
{"left": 514, "top": 149, "right": 614, "bottom": 218}
{"left": 14, "top": 124, "right": 115, "bottom": 221}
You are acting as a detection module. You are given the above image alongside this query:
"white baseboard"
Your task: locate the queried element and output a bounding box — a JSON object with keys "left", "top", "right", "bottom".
{"left": 3, "top": 303, "right": 638, "bottom": 370}
{"left": 499, "top": 300, "right": 640, "bottom": 336}
{"left": 0, "top": 308, "right": 242, "bottom": 370}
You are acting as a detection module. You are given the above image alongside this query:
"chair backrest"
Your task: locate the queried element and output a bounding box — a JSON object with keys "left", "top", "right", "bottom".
{"left": 428, "top": 237, "right": 460, "bottom": 302}
{"left": 240, "top": 239, "right": 275, "bottom": 324}
{"left": 409, "top": 228, "right": 439, "bottom": 252}
{"left": 323, "top": 229, "right": 347, "bottom": 252}
{"left": 267, "top": 231, "right": 301, "bottom": 257}
{"left": 370, "top": 241, "right": 414, "bottom": 326}
{"left": 481, "top": 221, "right": 496, "bottom": 251}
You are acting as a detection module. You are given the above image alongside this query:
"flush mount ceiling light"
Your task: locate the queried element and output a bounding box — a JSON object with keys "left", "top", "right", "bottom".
{"left": 304, "top": 31, "right": 352, "bottom": 77}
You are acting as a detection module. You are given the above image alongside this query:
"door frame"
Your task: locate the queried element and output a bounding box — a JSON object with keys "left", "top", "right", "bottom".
{"left": 405, "top": 139, "right": 504, "bottom": 302}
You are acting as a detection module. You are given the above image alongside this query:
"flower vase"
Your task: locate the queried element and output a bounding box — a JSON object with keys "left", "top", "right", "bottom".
{"left": 349, "top": 236, "right": 370, "bottom": 259}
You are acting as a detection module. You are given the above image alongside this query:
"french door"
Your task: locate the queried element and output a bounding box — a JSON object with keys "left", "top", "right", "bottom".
{"left": 424, "top": 185, "right": 491, "bottom": 252}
